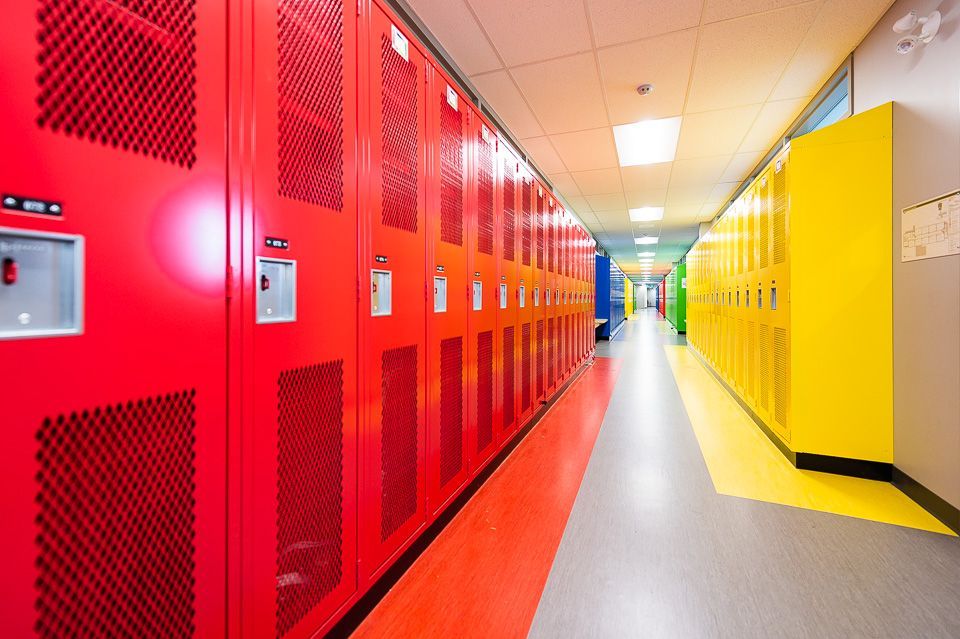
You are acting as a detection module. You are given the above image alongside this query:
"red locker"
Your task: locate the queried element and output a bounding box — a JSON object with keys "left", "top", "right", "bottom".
{"left": 517, "top": 169, "right": 535, "bottom": 424}
{"left": 534, "top": 184, "right": 548, "bottom": 405}
{"left": 498, "top": 141, "right": 521, "bottom": 443}
{"left": 546, "top": 197, "right": 559, "bottom": 393}
{"left": 359, "top": 5, "right": 429, "bottom": 581}
{"left": 468, "top": 108, "right": 499, "bottom": 472}
{"left": 0, "top": 0, "right": 228, "bottom": 636}
{"left": 242, "top": 0, "right": 361, "bottom": 636}
{"left": 426, "top": 64, "right": 470, "bottom": 516}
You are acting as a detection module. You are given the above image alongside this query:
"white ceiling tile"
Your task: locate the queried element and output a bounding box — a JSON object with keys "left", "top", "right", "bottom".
{"left": 625, "top": 190, "right": 669, "bottom": 208}
{"left": 708, "top": 181, "right": 741, "bottom": 202}
{"left": 620, "top": 163, "right": 673, "bottom": 192}
{"left": 663, "top": 204, "right": 703, "bottom": 225}
{"left": 405, "top": 0, "right": 502, "bottom": 75}
{"left": 470, "top": 71, "right": 544, "bottom": 138}
{"left": 550, "top": 128, "right": 619, "bottom": 171}
{"left": 572, "top": 168, "right": 623, "bottom": 195}
{"left": 546, "top": 172, "right": 582, "bottom": 197}
{"left": 668, "top": 155, "right": 732, "bottom": 185}
{"left": 511, "top": 53, "right": 609, "bottom": 134}
{"left": 700, "top": 202, "right": 726, "bottom": 220}
{"left": 738, "top": 98, "right": 808, "bottom": 152}
{"left": 586, "top": 193, "right": 628, "bottom": 210}
{"left": 686, "top": 3, "right": 820, "bottom": 112}
{"left": 676, "top": 104, "right": 762, "bottom": 159}
{"left": 520, "top": 136, "right": 567, "bottom": 173}
{"left": 702, "top": 0, "right": 812, "bottom": 23}
{"left": 564, "top": 196, "right": 594, "bottom": 213}
{"left": 466, "top": 0, "right": 592, "bottom": 66}
{"left": 597, "top": 29, "right": 698, "bottom": 125}
{"left": 587, "top": 0, "right": 703, "bottom": 47}
{"left": 721, "top": 151, "right": 766, "bottom": 182}
{"left": 665, "top": 182, "right": 716, "bottom": 205}
{"left": 771, "top": 0, "right": 892, "bottom": 100}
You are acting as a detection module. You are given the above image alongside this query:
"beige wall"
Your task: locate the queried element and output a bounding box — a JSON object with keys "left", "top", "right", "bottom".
{"left": 852, "top": 0, "right": 960, "bottom": 507}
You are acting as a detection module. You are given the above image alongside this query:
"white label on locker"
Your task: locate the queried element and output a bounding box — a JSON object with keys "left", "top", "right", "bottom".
{"left": 546, "top": 288, "right": 551, "bottom": 306}
{"left": 434, "top": 276, "right": 447, "bottom": 313}
{"left": 499, "top": 283, "right": 508, "bottom": 309}
{"left": 371, "top": 269, "right": 392, "bottom": 317}
{"left": 482, "top": 125, "right": 490, "bottom": 142}
{"left": 519, "top": 285, "right": 526, "bottom": 308}
{"left": 391, "top": 25, "right": 409, "bottom": 61}
{"left": 446, "top": 85, "right": 458, "bottom": 110}
{"left": 538, "top": 187, "right": 543, "bottom": 197}
{"left": 534, "top": 287, "right": 540, "bottom": 306}
{"left": 473, "top": 281, "right": 483, "bottom": 311}
{"left": 775, "top": 159, "right": 782, "bottom": 173}
{"left": 681, "top": 277, "right": 686, "bottom": 289}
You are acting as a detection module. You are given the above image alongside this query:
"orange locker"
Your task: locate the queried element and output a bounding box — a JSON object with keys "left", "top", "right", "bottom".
{"left": 498, "top": 142, "right": 521, "bottom": 442}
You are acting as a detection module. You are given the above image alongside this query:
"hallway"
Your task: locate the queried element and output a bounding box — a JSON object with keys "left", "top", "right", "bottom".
{"left": 358, "top": 309, "right": 960, "bottom": 638}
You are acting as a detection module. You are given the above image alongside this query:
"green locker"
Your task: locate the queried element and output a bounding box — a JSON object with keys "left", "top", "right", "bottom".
{"left": 666, "top": 262, "right": 687, "bottom": 333}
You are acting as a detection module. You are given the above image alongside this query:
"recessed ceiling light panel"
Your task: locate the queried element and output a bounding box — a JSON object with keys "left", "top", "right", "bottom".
{"left": 634, "top": 236, "right": 659, "bottom": 245}
{"left": 613, "top": 117, "right": 682, "bottom": 167}
{"left": 629, "top": 207, "right": 664, "bottom": 222}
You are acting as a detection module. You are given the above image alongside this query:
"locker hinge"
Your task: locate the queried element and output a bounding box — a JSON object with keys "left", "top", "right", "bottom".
{"left": 225, "top": 265, "right": 234, "bottom": 299}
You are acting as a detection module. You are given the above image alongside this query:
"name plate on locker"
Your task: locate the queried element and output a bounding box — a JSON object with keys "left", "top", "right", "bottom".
{"left": 391, "top": 25, "right": 409, "bottom": 61}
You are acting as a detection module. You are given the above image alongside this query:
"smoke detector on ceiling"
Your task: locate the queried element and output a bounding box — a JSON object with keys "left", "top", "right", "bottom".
{"left": 636, "top": 83, "right": 654, "bottom": 96}
{"left": 892, "top": 10, "right": 941, "bottom": 54}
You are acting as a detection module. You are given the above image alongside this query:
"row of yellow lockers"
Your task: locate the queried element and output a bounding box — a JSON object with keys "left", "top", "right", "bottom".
{"left": 686, "top": 103, "right": 895, "bottom": 464}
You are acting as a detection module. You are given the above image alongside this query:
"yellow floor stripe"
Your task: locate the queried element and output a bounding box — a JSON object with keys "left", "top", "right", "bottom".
{"left": 664, "top": 345, "right": 955, "bottom": 536}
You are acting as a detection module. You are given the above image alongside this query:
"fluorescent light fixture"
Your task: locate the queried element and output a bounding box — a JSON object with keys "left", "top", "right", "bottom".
{"left": 629, "top": 207, "right": 664, "bottom": 222}
{"left": 634, "top": 236, "right": 659, "bottom": 245}
{"left": 613, "top": 116, "right": 682, "bottom": 167}
{"left": 637, "top": 251, "right": 655, "bottom": 257}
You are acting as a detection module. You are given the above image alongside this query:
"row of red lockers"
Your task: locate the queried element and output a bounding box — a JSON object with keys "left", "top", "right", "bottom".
{"left": 0, "top": 0, "right": 598, "bottom": 637}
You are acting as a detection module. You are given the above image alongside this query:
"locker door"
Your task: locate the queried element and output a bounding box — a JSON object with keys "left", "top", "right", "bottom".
{"left": 468, "top": 111, "right": 499, "bottom": 472}
{"left": 546, "top": 198, "right": 559, "bottom": 393}
{"left": 247, "top": 0, "right": 360, "bottom": 636}
{"left": 534, "top": 184, "right": 547, "bottom": 404}
{"left": 360, "top": 6, "right": 428, "bottom": 579}
{"left": 498, "top": 144, "right": 520, "bottom": 442}
{"left": 426, "top": 67, "right": 470, "bottom": 516}
{"left": 518, "top": 172, "right": 535, "bottom": 424}
{"left": 0, "top": 1, "right": 228, "bottom": 637}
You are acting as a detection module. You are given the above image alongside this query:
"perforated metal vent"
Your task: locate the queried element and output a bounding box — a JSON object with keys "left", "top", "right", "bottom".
{"left": 536, "top": 192, "right": 545, "bottom": 268}
{"left": 747, "top": 321, "right": 756, "bottom": 400}
{"left": 548, "top": 212, "right": 556, "bottom": 273}
{"left": 773, "top": 327, "right": 788, "bottom": 431}
{"left": 521, "top": 322, "right": 531, "bottom": 412}
{"left": 521, "top": 180, "right": 532, "bottom": 266}
{"left": 503, "top": 325, "right": 515, "bottom": 428}
{"left": 35, "top": 390, "right": 198, "bottom": 638}
{"left": 477, "top": 133, "right": 494, "bottom": 255}
{"left": 276, "top": 361, "right": 344, "bottom": 639}
{"left": 759, "top": 182, "right": 769, "bottom": 269}
{"left": 476, "top": 330, "right": 494, "bottom": 452}
{"left": 536, "top": 319, "right": 544, "bottom": 398}
{"left": 36, "top": 0, "right": 197, "bottom": 167}
{"left": 277, "top": 0, "right": 344, "bottom": 209}
{"left": 759, "top": 323, "right": 770, "bottom": 411}
{"left": 503, "top": 159, "right": 516, "bottom": 262}
{"left": 439, "top": 99, "right": 464, "bottom": 245}
{"left": 439, "top": 336, "right": 464, "bottom": 487}
{"left": 547, "top": 317, "right": 555, "bottom": 383}
{"left": 380, "top": 345, "right": 419, "bottom": 541}
{"left": 735, "top": 318, "right": 744, "bottom": 386}
{"left": 773, "top": 165, "right": 786, "bottom": 265}
{"left": 380, "top": 35, "right": 418, "bottom": 233}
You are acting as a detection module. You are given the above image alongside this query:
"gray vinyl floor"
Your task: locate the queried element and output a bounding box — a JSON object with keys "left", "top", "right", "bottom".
{"left": 528, "top": 308, "right": 960, "bottom": 639}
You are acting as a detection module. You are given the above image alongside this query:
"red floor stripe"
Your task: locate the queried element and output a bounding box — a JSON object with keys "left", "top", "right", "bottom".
{"left": 351, "top": 358, "right": 622, "bottom": 639}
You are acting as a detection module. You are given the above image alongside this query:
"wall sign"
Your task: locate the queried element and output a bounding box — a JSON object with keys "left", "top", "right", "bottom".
{"left": 901, "top": 190, "right": 960, "bottom": 262}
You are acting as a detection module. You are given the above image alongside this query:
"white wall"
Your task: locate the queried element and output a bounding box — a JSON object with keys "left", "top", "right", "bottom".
{"left": 853, "top": 0, "right": 960, "bottom": 507}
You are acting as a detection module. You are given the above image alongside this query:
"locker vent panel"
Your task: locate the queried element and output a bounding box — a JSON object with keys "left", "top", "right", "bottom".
{"left": 747, "top": 321, "right": 756, "bottom": 400}
{"left": 276, "top": 361, "right": 344, "bottom": 638}
{"left": 476, "top": 330, "right": 494, "bottom": 452}
{"left": 35, "top": 391, "right": 198, "bottom": 638}
{"left": 548, "top": 212, "right": 556, "bottom": 273}
{"left": 521, "top": 180, "right": 532, "bottom": 266}
{"left": 439, "top": 99, "right": 463, "bottom": 245}
{"left": 759, "top": 182, "right": 769, "bottom": 269}
{"left": 773, "top": 166, "right": 786, "bottom": 265}
{"left": 36, "top": 0, "right": 197, "bottom": 167}
{"left": 439, "top": 336, "right": 464, "bottom": 487}
{"left": 535, "top": 193, "right": 544, "bottom": 268}
{"left": 477, "top": 135, "right": 494, "bottom": 255}
{"left": 380, "top": 36, "right": 418, "bottom": 233}
{"left": 278, "top": 0, "right": 344, "bottom": 209}
{"left": 521, "top": 323, "right": 531, "bottom": 412}
{"left": 774, "top": 327, "right": 788, "bottom": 431}
{"left": 736, "top": 318, "right": 744, "bottom": 386}
{"left": 746, "top": 203, "right": 755, "bottom": 271}
{"left": 503, "top": 159, "right": 516, "bottom": 261}
{"left": 503, "top": 326, "right": 515, "bottom": 428}
{"left": 759, "top": 324, "right": 770, "bottom": 410}
{"left": 380, "top": 345, "right": 419, "bottom": 541}
{"left": 536, "top": 319, "right": 544, "bottom": 398}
